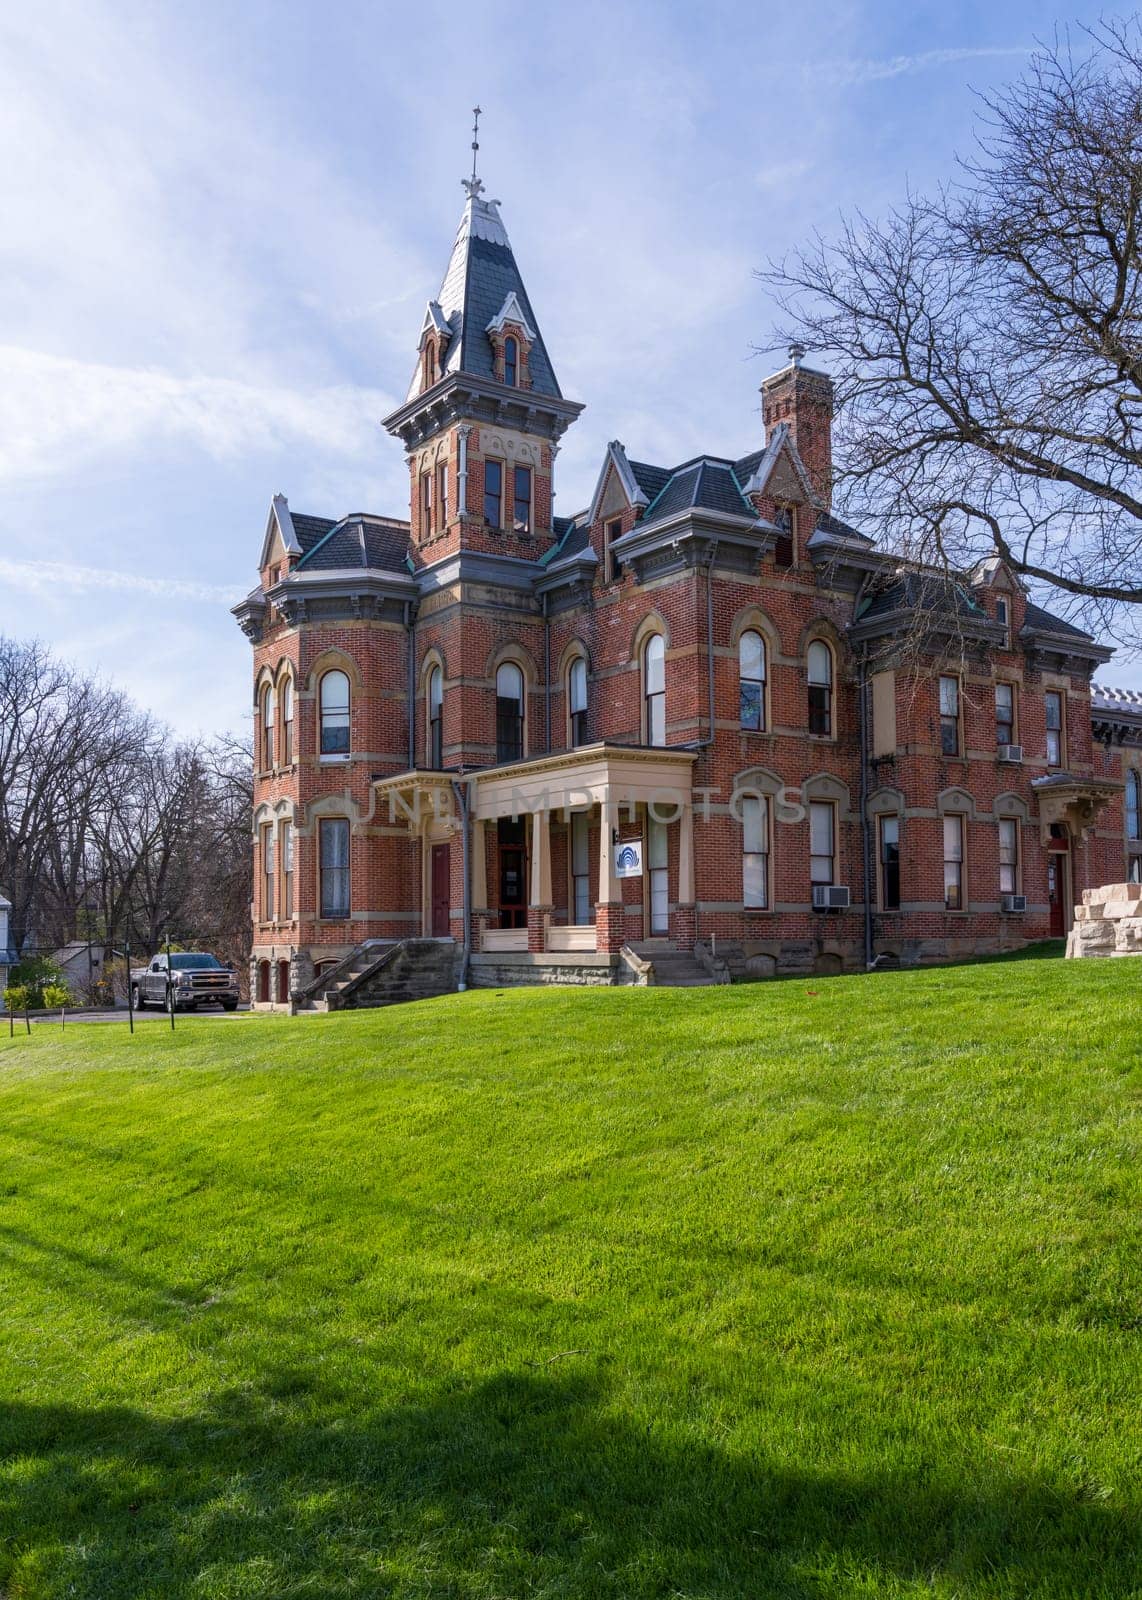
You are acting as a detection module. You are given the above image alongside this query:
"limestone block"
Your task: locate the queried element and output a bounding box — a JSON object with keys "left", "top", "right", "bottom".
{"left": 1074, "top": 904, "right": 1106, "bottom": 922}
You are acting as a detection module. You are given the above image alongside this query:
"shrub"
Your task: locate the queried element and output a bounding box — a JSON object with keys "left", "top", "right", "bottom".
{"left": 3, "top": 984, "right": 30, "bottom": 1014}
{"left": 11, "top": 956, "right": 67, "bottom": 1009}
{"left": 42, "top": 984, "right": 70, "bottom": 1010}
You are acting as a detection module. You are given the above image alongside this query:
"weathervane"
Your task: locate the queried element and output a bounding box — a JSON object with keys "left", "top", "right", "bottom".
{"left": 462, "top": 106, "right": 484, "bottom": 199}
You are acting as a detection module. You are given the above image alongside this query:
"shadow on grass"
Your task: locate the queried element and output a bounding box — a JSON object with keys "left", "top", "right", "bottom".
{"left": 1, "top": 1373, "right": 1137, "bottom": 1599}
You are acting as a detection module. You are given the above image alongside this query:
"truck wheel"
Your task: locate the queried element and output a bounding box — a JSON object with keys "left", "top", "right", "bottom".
{"left": 222, "top": 1000, "right": 238, "bottom": 1012}
{"left": 131, "top": 986, "right": 144, "bottom": 1010}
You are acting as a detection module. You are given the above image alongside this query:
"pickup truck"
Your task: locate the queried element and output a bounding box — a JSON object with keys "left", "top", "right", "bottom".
{"left": 130, "top": 952, "right": 241, "bottom": 1012}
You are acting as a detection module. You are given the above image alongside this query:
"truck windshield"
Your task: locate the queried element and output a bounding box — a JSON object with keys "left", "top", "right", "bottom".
{"left": 169, "top": 954, "right": 223, "bottom": 970}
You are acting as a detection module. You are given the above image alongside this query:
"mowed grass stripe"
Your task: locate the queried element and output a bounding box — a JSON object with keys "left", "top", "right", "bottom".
{"left": 0, "top": 955, "right": 1139, "bottom": 1597}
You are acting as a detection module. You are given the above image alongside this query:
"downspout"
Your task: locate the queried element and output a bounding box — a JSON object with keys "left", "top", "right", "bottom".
{"left": 405, "top": 599, "right": 417, "bottom": 771}
{"left": 683, "top": 538, "right": 720, "bottom": 751}
{"left": 451, "top": 777, "right": 471, "bottom": 992}
{"left": 543, "top": 591, "right": 552, "bottom": 752}
{"left": 857, "top": 644, "right": 874, "bottom": 970}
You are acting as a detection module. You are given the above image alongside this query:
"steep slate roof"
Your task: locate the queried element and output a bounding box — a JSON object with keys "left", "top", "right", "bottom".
{"left": 640, "top": 457, "right": 757, "bottom": 527}
{"left": 290, "top": 513, "right": 338, "bottom": 554}
{"left": 294, "top": 516, "right": 411, "bottom": 574}
{"left": 855, "top": 572, "right": 989, "bottom": 625}
{"left": 815, "top": 509, "right": 873, "bottom": 544}
{"left": 1021, "top": 601, "right": 1094, "bottom": 641}
{"left": 627, "top": 459, "right": 673, "bottom": 504}
{"left": 409, "top": 191, "right": 562, "bottom": 401}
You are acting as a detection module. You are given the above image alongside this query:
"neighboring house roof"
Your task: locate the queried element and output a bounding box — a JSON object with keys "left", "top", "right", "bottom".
{"left": 407, "top": 190, "right": 562, "bottom": 402}
{"left": 293, "top": 515, "right": 411, "bottom": 575}
{"left": 1092, "top": 683, "right": 1142, "bottom": 713}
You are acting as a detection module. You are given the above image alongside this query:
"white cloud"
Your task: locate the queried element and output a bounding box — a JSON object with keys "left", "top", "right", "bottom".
{"left": 816, "top": 46, "right": 1029, "bottom": 88}
{"left": 756, "top": 159, "right": 812, "bottom": 190}
{"left": 0, "top": 557, "right": 238, "bottom": 605}
{"left": 0, "top": 347, "right": 392, "bottom": 483}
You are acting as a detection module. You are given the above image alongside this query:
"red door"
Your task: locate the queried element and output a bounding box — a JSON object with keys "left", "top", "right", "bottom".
{"left": 1047, "top": 845, "right": 1069, "bottom": 937}
{"left": 431, "top": 845, "right": 451, "bottom": 937}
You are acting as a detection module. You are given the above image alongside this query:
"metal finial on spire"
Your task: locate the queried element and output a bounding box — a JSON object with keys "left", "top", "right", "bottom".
{"left": 462, "top": 106, "right": 485, "bottom": 200}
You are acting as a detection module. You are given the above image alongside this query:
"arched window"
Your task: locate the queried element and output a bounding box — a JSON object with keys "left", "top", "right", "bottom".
{"left": 427, "top": 665, "right": 443, "bottom": 767}
{"left": 807, "top": 640, "right": 833, "bottom": 737}
{"left": 319, "top": 670, "right": 351, "bottom": 757}
{"left": 280, "top": 678, "right": 293, "bottom": 766}
{"left": 261, "top": 684, "right": 275, "bottom": 769}
{"left": 644, "top": 634, "right": 666, "bottom": 745}
{"left": 568, "top": 655, "right": 588, "bottom": 747}
{"left": 496, "top": 663, "right": 525, "bottom": 763}
{"left": 276, "top": 959, "right": 290, "bottom": 1004}
{"left": 1127, "top": 770, "right": 1141, "bottom": 841}
{"left": 256, "top": 960, "right": 271, "bottom": 1004}
{"left": 739, "top": 630, "right": 766, "bottom": 731}
{"left": 423, "top": 345, "right": 436, "bottom": 388}
{"left": 504, "top": 336, "right": 518, "bottom": 387}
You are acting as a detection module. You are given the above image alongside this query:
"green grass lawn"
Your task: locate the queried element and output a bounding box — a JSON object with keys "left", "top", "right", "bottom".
{"left": 0, "top": 955, "right": 1140, "bottom": 1599}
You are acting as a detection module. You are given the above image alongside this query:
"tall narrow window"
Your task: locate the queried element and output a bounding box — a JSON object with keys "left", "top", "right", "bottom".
{"left": 774, "top": 505, "right": 795, "bottom": 569}
{"left": 644, "top": 634, "right": 666, "bottom": 745}
{"left": 568, "top": 656, "right": 588, "bottom": 747}
{"left": 995, "top": 596, "right": 1010, "bottom": 647}
{"left": 423, "top": 346, "right": 435, "bottom": 388}
{"left": 998, "top": 817, "right": 1019, "bottom": 895}
{"left": 319, "top": 670, "right": 350, "bottom": 756}
{"left": 319, "top": 818, "right": 350, "bottom": 918}
{"left": 428, "top": 665, "right": 443, "bottom": 767}
{"left": 647, "top": 816, "right": 669, "bottom": 934}
{"left": 281, "top": 679, "right": 293, "bottom": 766}
{"left": 513, "top": 465, "right": 532, "bottom": 533}
{"left": 504, "top": 335, "right": 518, "bottom": 387}
{"left": 739, "top": 630, "right": 766, "bottom": 731}
{"left": 742, "top": 794, "right": 769, "bottom": 908}
{"left": 496, "top": 663, "right": 525, "bottom": 764}
{"left": 571, "top": 811, "right": 592, "bottom": 924}
{"left": 261, "top": 685, "right": 275, "bottom": 769}
{"left": 1045, "top": 692, "right": 1064, "bottom": 767}
{"left": 995, "top": 682, "right": 1014, "bottom": 747}
{"left": 604, "top": 517, "right": 622, "bottom": 583}
{"left": 810, "top": 802, "right": 835, "bottom": 887}
{"left": 262, "top": 824, "right": 275, "bottom": 919}
{"left": 437, "top": 462, "right": 448, "bottom": 529}
{"left": 807, "top": 641, "right": 832, "bottom": 736}
{"left": 943, "top": 814, "right": 965, "bottom": 910}
{"left": 281, "top": 820, "right": 294, "bottom": 919}
{"left": 420, "top": 470, "right": 432, "bottom": 534}
{"left": 484, "top": 458, "right": 503, "bottom": 527}
{"left": 879, "top": 814, "right": 900, "bottom": 910}
{"left": 1126, "top": 770, "right": 1140, "bottom": 841}
{"left": 939, "top": 675, "right": 961, "bottom": 756}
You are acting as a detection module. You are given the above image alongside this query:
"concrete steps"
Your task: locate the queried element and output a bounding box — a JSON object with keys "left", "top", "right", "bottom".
{"left": 295, "top": 939, "right": 459, "bottom": 1012}
{"left": 629, "top": 944, "right": 717, "bottom": 987}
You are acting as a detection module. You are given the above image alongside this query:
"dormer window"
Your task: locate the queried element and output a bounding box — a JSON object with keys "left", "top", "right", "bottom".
{"left": 423, "top": 344, "right": 436, "bottom": 389}
{"left": 504, "top": 336, "right": 518, "bottom": 387}
{"left": 774, "top": 506, "right": 795, "bottom": 569}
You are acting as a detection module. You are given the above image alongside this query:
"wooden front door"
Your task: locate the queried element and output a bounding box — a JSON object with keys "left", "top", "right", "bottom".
{"left": 497, "top": 818, "right": 527, "bottom": 929}
{"left": 431, "top": 845, "right": 451, "bottom": 937}
{"left": 1047, "top": 838, "right": 1070, "bottom": 937}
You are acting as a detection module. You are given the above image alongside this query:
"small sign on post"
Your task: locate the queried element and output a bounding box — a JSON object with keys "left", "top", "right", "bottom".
{"left": 615, "top": 840, "right": 644, "bottom": 879}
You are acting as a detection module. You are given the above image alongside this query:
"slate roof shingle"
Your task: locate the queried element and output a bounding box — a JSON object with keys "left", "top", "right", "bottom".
{"left": 294, "top": 517, "right": 411, "bottom": 574}
{"left": 1021, "top": 602, "right": 1094, "bottom": 641}
{"left": 641, "top": 457, "right": 756, "bottom": 526}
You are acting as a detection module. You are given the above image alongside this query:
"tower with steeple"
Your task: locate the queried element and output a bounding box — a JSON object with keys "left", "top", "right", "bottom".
{"left": 383, "top": 157, "right": 583, "bottom": 565}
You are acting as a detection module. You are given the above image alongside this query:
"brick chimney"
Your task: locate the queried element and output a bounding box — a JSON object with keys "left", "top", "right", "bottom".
{"left": 761, "top": 344, "right": 834, "bottom": 508}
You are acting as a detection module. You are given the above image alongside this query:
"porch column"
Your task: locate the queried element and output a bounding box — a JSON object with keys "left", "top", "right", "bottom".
{"left": 528, "top": 808, "right": 552, "bottom": 952}
{"left": 596, "top": 801, "right": 625, "bottom": 953}
{"left": 676, "top": 801, "right": 696, "bottom": 951}
{"left": 471, "top": 817, "right": 488, "bottom": 910}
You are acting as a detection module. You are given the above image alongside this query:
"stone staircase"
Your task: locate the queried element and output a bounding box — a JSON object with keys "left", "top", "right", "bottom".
{"left": 627, "top": 942, "right": 728, "bottom": 988}
{"left": 294, "top": 939, "right": 460, "bottom": 1012}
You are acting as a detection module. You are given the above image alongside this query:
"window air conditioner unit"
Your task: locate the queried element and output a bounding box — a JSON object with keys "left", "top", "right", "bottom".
{"left": 998, "top": 744, "right": 1023, "bottom": 763}
{"left": 812, "top": 885, "right": 851, "bottom": 910}
{"left": 1001, "top": 894, "right": 1028, "bottom": 913}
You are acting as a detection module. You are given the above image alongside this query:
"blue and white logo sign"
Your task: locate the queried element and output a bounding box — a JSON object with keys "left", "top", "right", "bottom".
{"left": 615, "top": 840, "right": 643, "bottom": 878}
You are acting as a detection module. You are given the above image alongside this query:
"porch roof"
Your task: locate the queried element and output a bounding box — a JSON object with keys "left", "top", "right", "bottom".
{"left": 372, "top": 743, "right": 698, "bottom": 824}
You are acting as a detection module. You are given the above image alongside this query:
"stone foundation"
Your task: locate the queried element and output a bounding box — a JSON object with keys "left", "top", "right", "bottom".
{"left": 1066, "top": 882, "right": 1142, "bottom": 959}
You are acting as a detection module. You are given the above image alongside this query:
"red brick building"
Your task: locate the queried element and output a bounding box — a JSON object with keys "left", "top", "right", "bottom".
{"left": 234, "top": 178, "right": 1142, "bottom": 1005}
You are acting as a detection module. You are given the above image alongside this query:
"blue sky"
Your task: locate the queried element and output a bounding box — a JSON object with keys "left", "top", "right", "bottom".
{"left": 2, "top": 0, "right": 1135, "bottom": 735}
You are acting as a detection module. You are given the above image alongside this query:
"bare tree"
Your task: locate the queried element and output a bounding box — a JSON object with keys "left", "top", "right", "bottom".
{"left": 762, "top": 20, "right": 1142, "bottom": 644}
